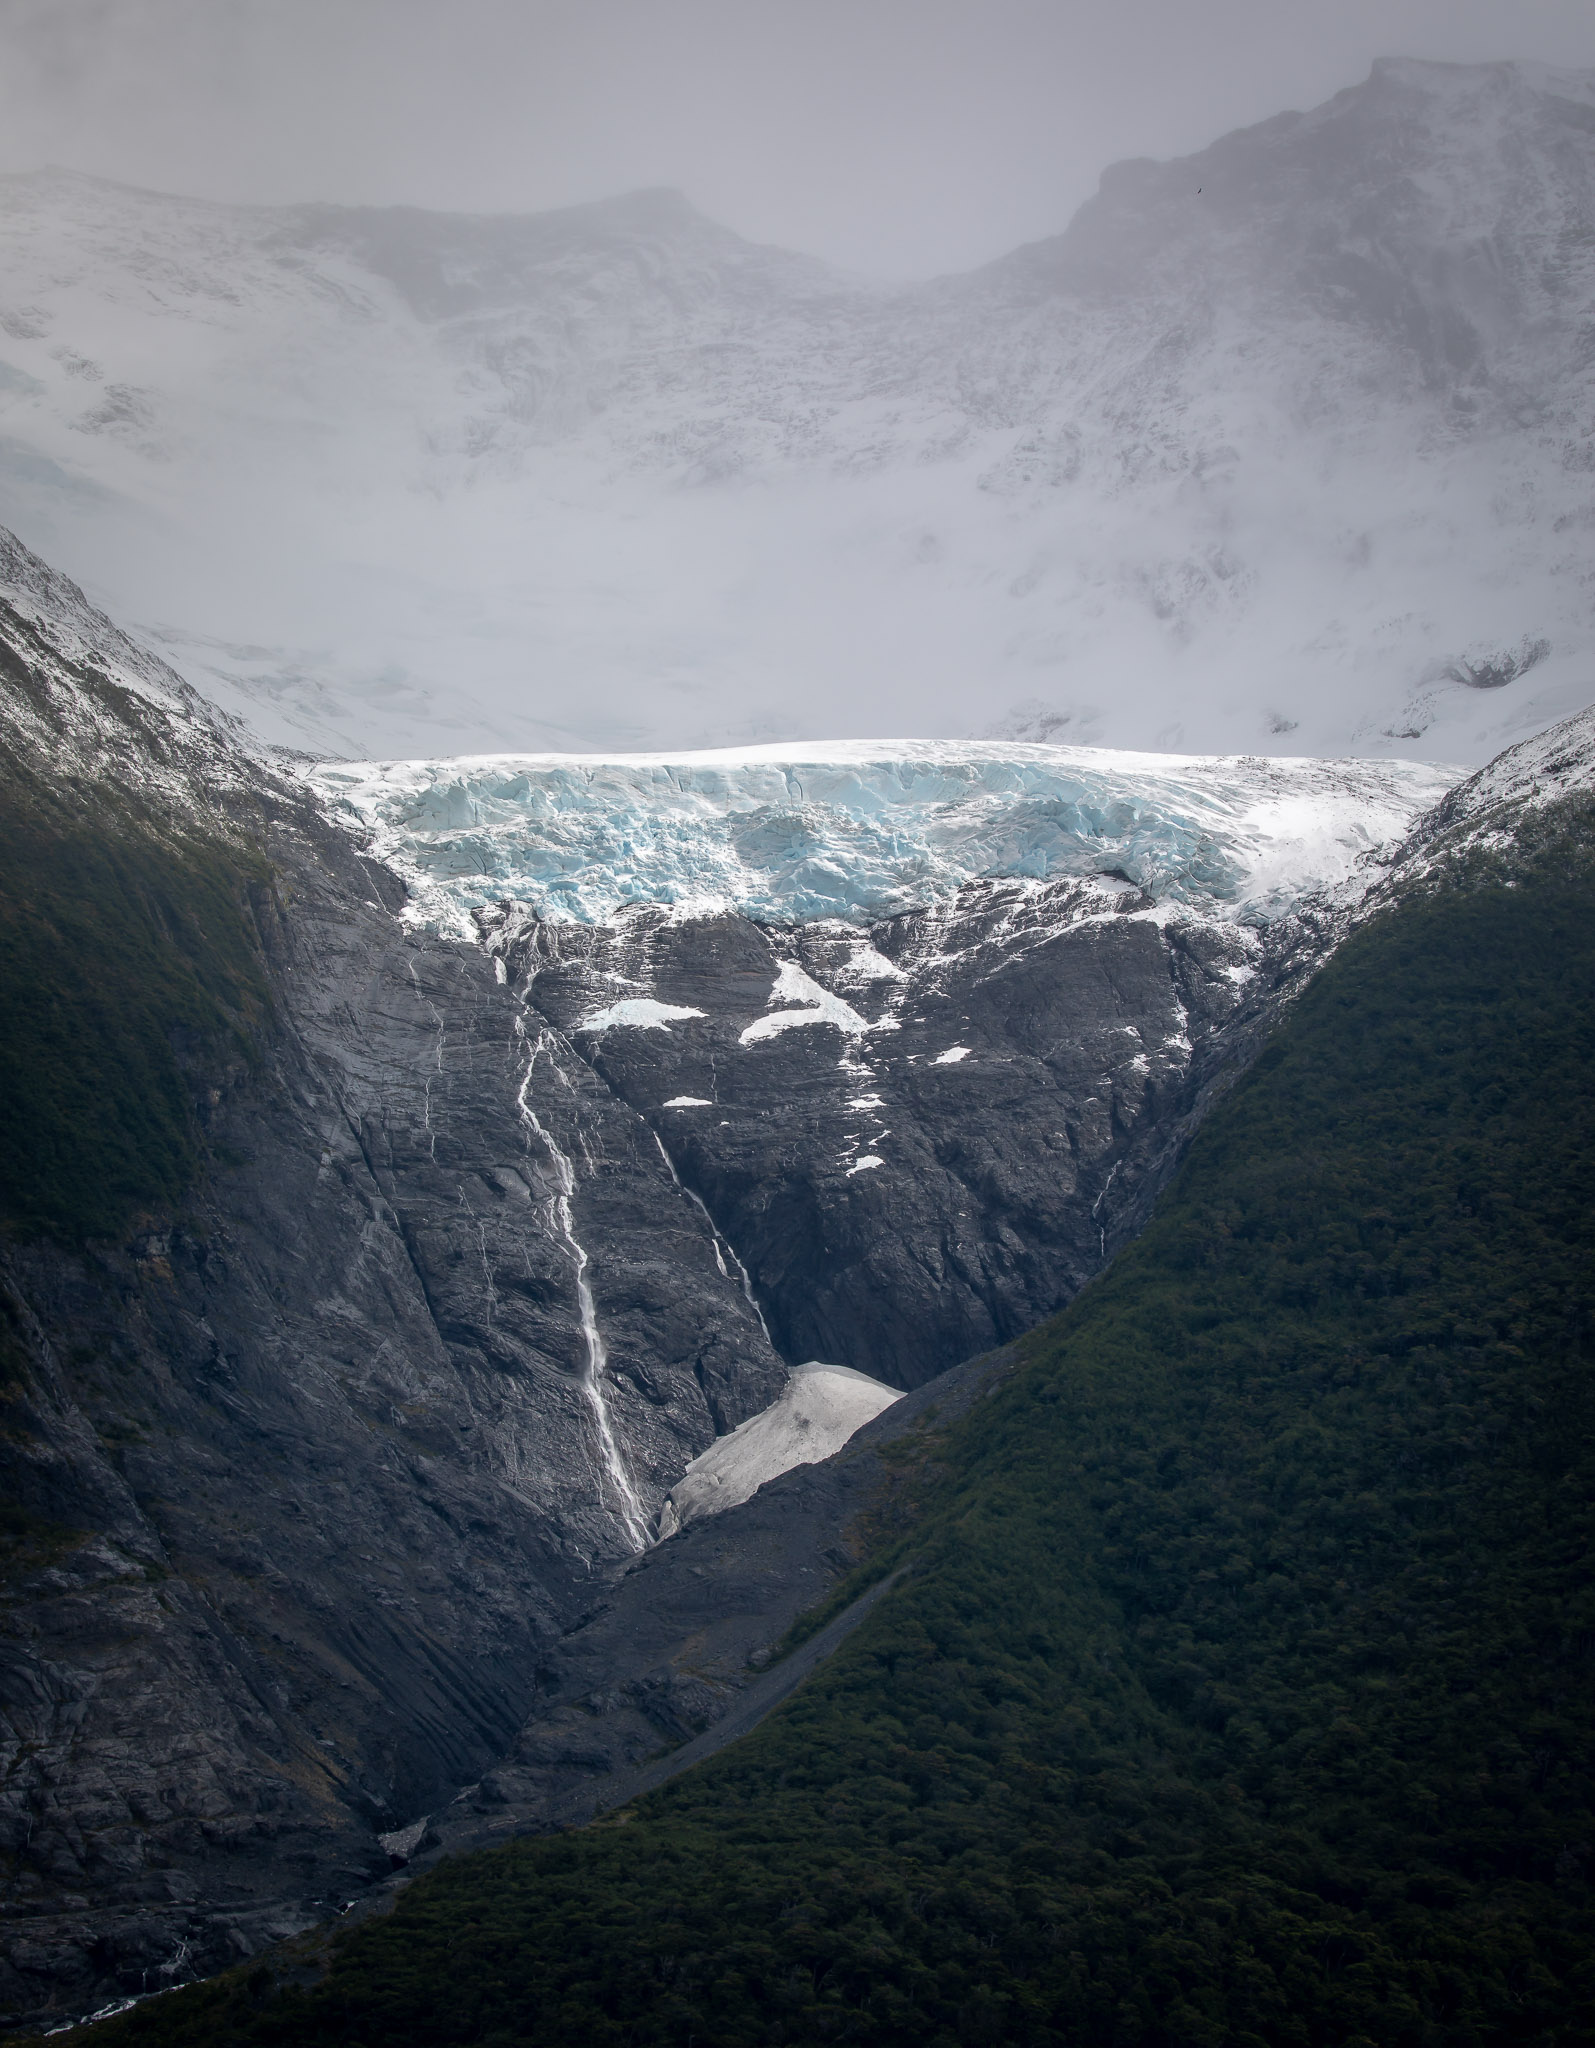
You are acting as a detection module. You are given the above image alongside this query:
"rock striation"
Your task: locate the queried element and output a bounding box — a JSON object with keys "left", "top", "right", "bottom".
{"left": 0, "top": 529, "right": 782, "bottom": 2029}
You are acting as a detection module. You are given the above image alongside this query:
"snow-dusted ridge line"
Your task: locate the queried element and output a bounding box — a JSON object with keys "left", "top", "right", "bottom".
{"left": 307, "top": 739, "right": 1463, "bottom": 936}
{"left": 1367, "top": 702, "right": 1595, "bottom": 896}
{"left": 0, "top": 521, "right": 301, "bottom": 835}
{"left": 4, "top": 61, "right": 1595, "bottom": 768}
{"left": 1416, "top": 705, "right": 1595, "bottom": 835}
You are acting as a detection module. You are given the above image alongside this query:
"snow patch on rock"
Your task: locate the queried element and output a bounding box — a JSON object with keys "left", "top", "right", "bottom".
{"left": 657, "top": 1363, "right": 902, "bottom": 1540}
{"left": 740, "top": 960, "right": 870, "bottom": 1042}
{"left": 578, "top": 998, "right": 706, "bottom": 1034}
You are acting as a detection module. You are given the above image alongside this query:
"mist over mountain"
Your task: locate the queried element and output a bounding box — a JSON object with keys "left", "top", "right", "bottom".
{"left": 0, "top": 57, "right": 1592, "bottom": 762}
{"left": 5, "top": 40, "right": 1595, "bottom": 2041}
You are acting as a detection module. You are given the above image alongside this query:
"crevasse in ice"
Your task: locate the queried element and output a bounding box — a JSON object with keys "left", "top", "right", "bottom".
{"left": 307, "top": 741, "right": 1461, "bottom": 934}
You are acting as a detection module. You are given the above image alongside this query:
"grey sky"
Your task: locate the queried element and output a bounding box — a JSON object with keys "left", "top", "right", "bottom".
{"left": 1, "top": 0, "right": 1592, "bottom": 275}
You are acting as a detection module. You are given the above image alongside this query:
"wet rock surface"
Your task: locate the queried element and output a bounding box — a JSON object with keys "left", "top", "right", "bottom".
{"left": 502, "top": 880, "right": 1335, "bottom": 1390}
{"left": 0, "top": 541, "right": 782, "bottom": 2030}
{"left": 0, "top": 524, "right": 1369, "bottom": 2031}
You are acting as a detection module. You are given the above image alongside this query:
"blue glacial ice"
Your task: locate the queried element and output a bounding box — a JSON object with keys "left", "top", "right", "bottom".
{"left": 307, "top": 741, "right": 1461, "bottom": 934}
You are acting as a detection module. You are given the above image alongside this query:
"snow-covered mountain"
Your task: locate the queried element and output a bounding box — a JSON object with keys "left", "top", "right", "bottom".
{"left": 0, "top": 57, "right": 1592, "bottom": 763}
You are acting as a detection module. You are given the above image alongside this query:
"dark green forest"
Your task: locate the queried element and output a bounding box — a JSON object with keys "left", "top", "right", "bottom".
{"left": 0, "top": 637, "right": 272, "bottom": 1244}
{"left": 74, "top": 810, "right": 1595, "bottom": 2047}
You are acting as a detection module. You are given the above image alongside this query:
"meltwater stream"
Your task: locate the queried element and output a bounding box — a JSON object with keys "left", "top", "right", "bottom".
{"left": 514, "top": 1018, "right": 650, "bottom": 1552}
{"left": 650, "top": 1133, "right": 774, "bottom": 1351}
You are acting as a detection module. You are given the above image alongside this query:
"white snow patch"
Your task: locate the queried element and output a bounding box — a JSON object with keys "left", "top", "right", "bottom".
{"left": 847, "top": 1094, "right": 886, "bottom": 1109}
{"left": 740, "top": 960, "right": 869, "bottom": 1043}
{"left": 661, "top": 1095, "right": 714, "bottom": 1108}
{"left": 657, "top": 1363, "right": 902, "bottom": 1539}
{"left": 847, "top": 1155, "right": 885, "bottom": 1175}
{"left": 579, "top": 999, "right": 706, "bottom": 1033}
{"left": 843, "top": 941, "right": 908, "bottom": 983}
{"left": 933, "top": 1045, "right": 972, "bottom": 1064}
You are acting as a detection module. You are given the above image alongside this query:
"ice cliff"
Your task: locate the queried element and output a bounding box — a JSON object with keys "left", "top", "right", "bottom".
{"left": 309, "top": 741, "right": 1461, "bottom": 935}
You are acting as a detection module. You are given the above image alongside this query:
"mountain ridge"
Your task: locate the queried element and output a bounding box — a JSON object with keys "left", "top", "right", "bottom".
{"left": 1, "top": 59, "right": 1592, "bottom": 762}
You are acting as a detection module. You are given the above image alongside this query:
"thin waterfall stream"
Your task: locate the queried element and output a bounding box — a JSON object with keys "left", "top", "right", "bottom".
{"left": 514, "top": 1019, "right": 650, "bottom": 1551}
{"left": 651, "top": 1132, "right": 774, "bottom": 1350}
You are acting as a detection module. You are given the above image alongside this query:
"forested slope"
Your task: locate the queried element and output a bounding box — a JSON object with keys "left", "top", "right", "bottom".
{"left": 77, "top": 803, "right": 1595, "bottom": 2045}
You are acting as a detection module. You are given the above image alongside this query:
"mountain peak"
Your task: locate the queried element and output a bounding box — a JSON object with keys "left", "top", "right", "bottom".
{"left": 1, "top": 60, "right": 1591, "bottom": 767}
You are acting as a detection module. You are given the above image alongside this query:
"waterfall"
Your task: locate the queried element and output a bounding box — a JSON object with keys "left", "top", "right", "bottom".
{"left": 514, "top": 1022, "right": 649, "bottom": 1551}
{"left": 406, "top": 957, "right": 446, "bottom": 1161}
{"left": 651, "top": 1132, "right": 774, "bottom": 1351}
{"left": 1093, "top": 1159, "right": 1121, "bottom": 1263}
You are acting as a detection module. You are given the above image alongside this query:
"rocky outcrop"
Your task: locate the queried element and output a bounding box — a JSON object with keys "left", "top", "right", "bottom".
{"left": 0, "top": 534, "right": 782, "bottom": 2031}
{"left": 500, "top": 878, "right": 1337, "bottom": 1389}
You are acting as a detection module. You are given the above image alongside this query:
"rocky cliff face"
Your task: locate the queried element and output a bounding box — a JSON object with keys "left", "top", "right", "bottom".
{"left": 505, "top": 885, "right": 1304, "bottom": 1388}
{"left": 0, "top": 525, "right": 1469, "bottom": 2030}
{"left": 0, "top": 531, "right": 782, "bottom": 2029}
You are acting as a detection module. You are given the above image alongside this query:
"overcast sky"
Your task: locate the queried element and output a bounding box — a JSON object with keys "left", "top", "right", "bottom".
{"left": 1, "top": 0, "right": 1592, "bottom": 275}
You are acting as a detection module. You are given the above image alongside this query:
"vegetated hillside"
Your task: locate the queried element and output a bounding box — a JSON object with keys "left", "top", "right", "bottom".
{"left": 86, "top": 795, "right": 1595, "bottom": 2047}
{"left": 0, "top": 637, "right": 273, "bottom": 1244}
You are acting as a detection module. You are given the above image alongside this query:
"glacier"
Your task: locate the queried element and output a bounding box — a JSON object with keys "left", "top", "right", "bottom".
{"left": 308, "top": 740, "right": 1462, "bottom": 934}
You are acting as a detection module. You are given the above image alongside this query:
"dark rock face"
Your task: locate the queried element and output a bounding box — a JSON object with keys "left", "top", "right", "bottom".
{"left": 502, "top": 880, "right": 1328, "bottom": 1390}
{"left": 415, "top": 1343, "right": 1021, "bottom": 1872}
{"left": 0, "top": 536, "right": 782, "bottom": 2030}
{"left": 0, "top": 524, "right": 1348, "bottom": 2031}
